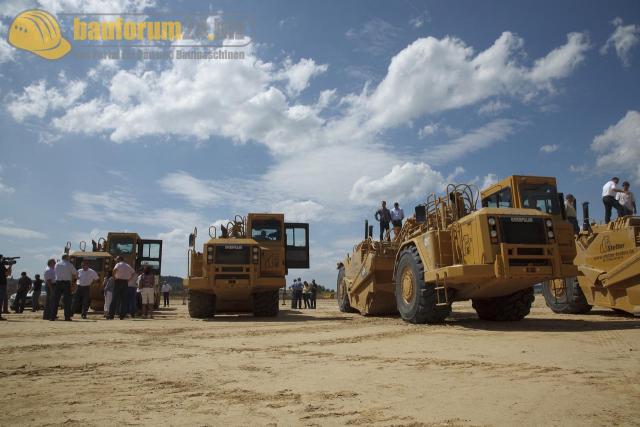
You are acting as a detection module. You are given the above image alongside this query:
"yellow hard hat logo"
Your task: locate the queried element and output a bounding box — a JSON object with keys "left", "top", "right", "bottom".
{"left": 8, "top": 9, "right": 71, "bottom": 60}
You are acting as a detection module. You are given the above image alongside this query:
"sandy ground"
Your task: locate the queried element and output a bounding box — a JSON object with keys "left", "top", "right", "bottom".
{"left": 0, "top": 296, "right": 638, "bottom": 427}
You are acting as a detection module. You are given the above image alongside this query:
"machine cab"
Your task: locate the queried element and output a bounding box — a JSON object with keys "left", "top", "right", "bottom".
{"left": 106, "top": 232, "right": 162, "bottom": 275}
{"left": 246, "top": 213, "right": 310, "bottom": 271}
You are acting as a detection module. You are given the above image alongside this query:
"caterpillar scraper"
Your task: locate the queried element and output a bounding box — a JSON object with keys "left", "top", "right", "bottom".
{"left": 185, "top": 214, "right": 309, "bottom": 318}
{"left": 481, "top": 175, "right": 640, "bottom": 316}
{"left": 338, "top": 180, "right": 578, "bottom": 323}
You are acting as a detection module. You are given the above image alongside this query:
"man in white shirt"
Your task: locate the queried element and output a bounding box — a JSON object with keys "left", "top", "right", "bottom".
{"left": 616, "top": 181, "right": 637, "bottom": 216}
{"left": 42, "top": 259, "right": 56, "bottom": 320}
{"left": 108, "top": 256, "right": 135, "bottom": 320}
{"left": 52, "top": 254, "right": 77, "bottom": 321}
{"left": 73, "top": 260, "right": 99, "bottom": 319}
{"left": 161, "top": 282, "right": 171, "bottom": 307}
{"left": 390, "top": 202, "right": 405, "bottom": 238}
{"left": 602, "top": 177, "right": 625, "bottom": 223}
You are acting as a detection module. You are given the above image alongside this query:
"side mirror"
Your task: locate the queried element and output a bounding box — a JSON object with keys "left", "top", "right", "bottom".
{"left": 188, "top": 233, "right": 196, "bottom": 248}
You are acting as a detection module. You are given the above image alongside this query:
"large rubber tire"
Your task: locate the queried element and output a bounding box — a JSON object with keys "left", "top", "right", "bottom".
{"left": 188, "top": 290, "right": 216, "bottom": 318}
{"left": 394, "top": 246, "right": 451, "bottom": 324}
{"left": 253, "top": 290, "right": 279, "bottom": 317}
{"left": 472, "top": 287, "right": 535, "bottom": 321}
{"left": 336, "top": 267, "right": 358, "bottom": 313}
{"left": 541, "top": 277, "right": 592, "bottom": 314}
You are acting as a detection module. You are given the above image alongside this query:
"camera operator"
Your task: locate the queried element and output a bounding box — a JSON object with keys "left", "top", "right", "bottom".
{"left": 0, "top": 255, "right": 13, "bottom": 321}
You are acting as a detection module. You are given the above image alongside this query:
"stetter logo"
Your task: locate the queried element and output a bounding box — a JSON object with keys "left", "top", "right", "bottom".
{"left": 8, "top": 9, "right": 71, "bottom": 60}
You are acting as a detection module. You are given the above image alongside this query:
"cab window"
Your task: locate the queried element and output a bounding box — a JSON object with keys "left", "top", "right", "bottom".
{"left": 251, "top": 220, "right": 281, "bottom": 241}
{"left": 520, "top": 184, "right": 560, "bottom": 215}
{"left": 109, "top": 237, "right": 135, "bottom": 255}
{"left": 482, "top": 187, "right": 512, "bottom": 208}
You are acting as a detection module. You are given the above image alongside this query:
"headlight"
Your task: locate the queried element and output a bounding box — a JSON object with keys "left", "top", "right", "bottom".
{"left": 546, "top": 219, "right": 553, "bottom": 228}
{"left": 490, "top": 230, "right": 498, "bottom": 238}
{"left": 488, "top": 217, "right": 496, "bottom": 226}
{"left": 548, "top": 231, "right": 554, "bottom": 239}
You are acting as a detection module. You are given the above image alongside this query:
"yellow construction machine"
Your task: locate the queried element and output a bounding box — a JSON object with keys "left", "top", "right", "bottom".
{"left": 185, "top": 214, "right": 309, "bottom": 317}
{"left": 482, "top": 175, "right": 640, "bottom": 316}
{"left": 338, "top": 180, "right": 577, "bottom": 323}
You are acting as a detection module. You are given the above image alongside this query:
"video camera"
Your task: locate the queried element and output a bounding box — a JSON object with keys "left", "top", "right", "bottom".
{"left": 0, "top": 255, "right": 20, "bottom": 266}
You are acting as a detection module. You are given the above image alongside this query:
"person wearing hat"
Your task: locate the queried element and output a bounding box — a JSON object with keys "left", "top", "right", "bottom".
{"left": 52, "top": 254, "right": 77, "bottom": 321}
{"left": 108, "top": 256, "right": 135, "bottom": 320}
{"left": 564, "top": 194, "right": 580, "bottom": 235}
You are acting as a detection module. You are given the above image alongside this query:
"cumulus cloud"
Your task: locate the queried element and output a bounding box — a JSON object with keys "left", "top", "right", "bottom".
{"left": 7, "top": 79, "right": 86, "bottom": 122}
{"left": 478, "top": 99, "right": 510, "bottom": 115}
{"left": 540, "top": 144, "right": 559, "bottom": 153}
{"left": 363, "top": 31, "right": 589, "bottom": 131}
{"left": 278, "top": 58, "right": 328, "bottom": 97}
{"left": 600, "top": 17, "right": 640, "bottom": 67}
{"left": 350, "top": 162, "right": 444, "bottom": 205}
{"left": 591, "top": 110, "right": 640, "bottom": 183}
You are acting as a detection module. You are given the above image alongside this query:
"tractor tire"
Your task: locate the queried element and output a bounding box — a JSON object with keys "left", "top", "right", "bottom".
{"left": 336, "top": 267, "right": 358, "bottom": 313}
{"left": 472, "top": 287, "right": 535, "bottom": 321}
{"left": 541, "top": 277, "right": 592, "bottom": 314}
{"left": 188, "top": 290, "right": 216, "bottom": 318}
{"left": 394, "top": 246, "right": 451, "bottom": 324}
{"left": 253, "top": 290, "right": 279, "bottom": 317}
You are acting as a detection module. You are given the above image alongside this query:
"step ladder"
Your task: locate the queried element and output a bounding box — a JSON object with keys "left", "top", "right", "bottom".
{"left": 434, "top": 274, "right": 449, "bottom": 306}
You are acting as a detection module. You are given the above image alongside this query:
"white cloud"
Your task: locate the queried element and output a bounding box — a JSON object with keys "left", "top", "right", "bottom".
{"left": 0, "top": 22, "right": 14, "bottom": 63}
{"left": 0, "top": 224, "right": 46, "bottom": 239}
{"left": 7, "top": 79, "right": 86, "bottom": 122}
{"left": 278, "top": 58, "right": 328, "bottom": 97}
{"left": 158, "top": 171, "right": 230, "bottom": 207}
{"left": 363, "top": 31, "right": 589, "bottom": 131}
{"left": 600, "top": 17, "right": 640, "bottom": 67}
{"left": 424, "top": 119, "right": 519, "bottom": 165}
{"left": 71, "top": 190, "right": 204, "bottom": 228}
{"left": 350, "top": 162, "right": 444, "bottom": 206}
{"left": 346, "top": 18, "right": 401, "bottom": 56}
{"left": 0, "top": 178, "right": 15, "bottom": 194}
{"left": 569, "top": 164, "right": 587, "bottom": 174}
{"left": 591, "top": 110, "right": 640, "bottom": 183}
{"left": 418, "top": 123, "right": 439, "bottom": 138}
{"left": 540, "top": 144, "right": 559, "bottom": 153}
{"left": 409, "top": 9, "right": 431, "bottom": 29}
{"left": 480, "top": 173, "right": 499, "bottom": 189}
{"left": 478, "top": 99, "right": 510, "bottom": 115}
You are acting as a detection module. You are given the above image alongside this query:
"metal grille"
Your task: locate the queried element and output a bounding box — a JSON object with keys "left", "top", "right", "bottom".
{"left": 498, "top": 216, "right": 547, "bottom": 244}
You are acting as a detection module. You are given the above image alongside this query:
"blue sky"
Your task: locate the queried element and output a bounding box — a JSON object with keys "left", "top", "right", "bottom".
{"left": 0, "top": 0, "right": 639, "bottom": 288}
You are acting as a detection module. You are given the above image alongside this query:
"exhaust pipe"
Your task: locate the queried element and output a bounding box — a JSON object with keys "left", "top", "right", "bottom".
{"left": 364, "top": 219, "right": 369, "bottom": 240}
{"left": 582, "top": 202, "right": 591, "bottom": 232}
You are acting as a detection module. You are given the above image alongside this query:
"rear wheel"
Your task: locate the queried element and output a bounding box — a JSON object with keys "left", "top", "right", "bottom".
{"left": 188, "top": 290, "right": 216, "bottom": 318}
{"left": 541, "top": 277, "right": 592, "bottom": 314}
{"left": 394, "top": 246, "right": 451, "bottom": 324}
{"left": 253, "top": 290, "right": 279, "bottom": 317}
{"left": 336, "top": 267, "right": 358, "bottom": 313}
{"left": 472, "top": 287, "right": 534, "bottom": 321}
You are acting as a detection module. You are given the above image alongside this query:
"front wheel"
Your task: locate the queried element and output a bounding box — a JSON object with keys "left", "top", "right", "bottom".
{"left": 188, "top": 290, "right": 216, "bottom": 318}
{"left": 253, "top": 290, "right": 279, "bottom": 317}
{"left": 472, "top": 287, "right": 534, "bottom": 321}
{"left": 541, "top": 278, "right": 592, "bottom": 314}
{"left": 394, "top": 246, "right": 451, "bottom": 324}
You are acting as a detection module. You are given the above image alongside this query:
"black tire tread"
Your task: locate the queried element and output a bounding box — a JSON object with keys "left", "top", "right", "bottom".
{"left": 395, "top": 246, "right": 451, "bottom": 324}
{"left": 541, "top": 278, "right": 592, "bottom": 314}
{"left": 253, "top": 290, "right": 279, "bottom": 317}
{"left": 188, "top": 290, "right": 216, "bottom": 318}
{"left": 472, "top": 287, "right": 534, "bottom": 321}
{"left": 337, "top": 267, "right": 359, "bottom": 313}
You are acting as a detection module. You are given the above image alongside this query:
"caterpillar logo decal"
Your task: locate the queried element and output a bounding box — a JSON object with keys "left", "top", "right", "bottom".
{"left": 8, "top": 9, "right": 71, "bottom": 60}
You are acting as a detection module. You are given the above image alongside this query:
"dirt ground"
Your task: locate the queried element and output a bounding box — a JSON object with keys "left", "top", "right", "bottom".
{"left": 0, "top": 296, "right": 638, "bottom": 427}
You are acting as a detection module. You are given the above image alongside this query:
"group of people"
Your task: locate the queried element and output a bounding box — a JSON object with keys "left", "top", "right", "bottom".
{"left": 289, "top": 278, "right": 318, "bottom": 309}
{"left": 0, "top": 254, "right": 169, "bottom": 322}
{"left": 601, "top": 177, "right": 636, "bottom": 223}
{"left": 375, "top": 201, "right": 405, "bottom": 241}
